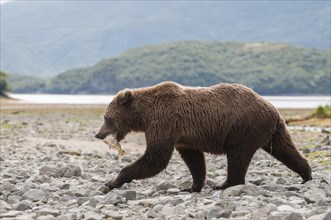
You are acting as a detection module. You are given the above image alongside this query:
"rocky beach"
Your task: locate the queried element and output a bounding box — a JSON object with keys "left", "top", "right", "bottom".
{"left": 0, "top": 100, "right": 330, "bottom": 220}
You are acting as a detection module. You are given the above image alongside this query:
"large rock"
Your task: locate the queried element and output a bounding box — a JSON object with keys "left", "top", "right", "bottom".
{"left": 1, "top": 182, "right": 14, "bottom": 192}
{"left": 215, "top": 201, "right": 236, "bottom": 211}
{"left": 104, "top": 211, "right": 122, "bottom": 220}
{"left": 15, "top": 200, "right": 32, "bottom": 211}
{"left": 265, "top": 204, "right": 277, "bottom": 213}
{"left": 7, "top": 196, "right": 20, "bottom": 204}
{"left": 0, "top": 200, "right": 12, "bottom": 211}
{"left": 21, "top": 189, "right": 48, "bottom": 202}
{"left": 155, "top": 181, "right": 177, "bottom": 191}
{"left": 83, "top": 211, "right": 102, "bottom": 220}
{"left": 0, "top": 210, "right": 21, "bottom": 218}
{"left": 252, "top": 209, "right": 268, "bottom": 220}
{"left": 56, "top": 165, "right": 82, "bottom": 177}
{"left": 36, "top": 215, "right": 56, "bottom": 220}
{"left": 114, "top": 190, "right": 137, "bottom": 201}
{"left": 36, "top": 209, "right": 61, "bottom": 217}
{"left": 136, "top": 198, "right": 160, "bottom": 207}
{"left": 55, "top": 213, "right": 77, "bottom": 220}
{"left": 222, "top": 184, "right": 259, "bottom": 198}
{"left": 77, "top": 197, "right": 90, "bottom": 206}
{"left": 103, "top": 192, "right": 123, "bottom": 205}
{"left": 283, "top": 212, "right": 304, "bottom": 220}
{"left": 307, "top": 211, "right": 331, "bottom": 220}
{"left": 277, "top": 205, "right": 295, "bottom": 212}
{"left": 304, "top": 188, "right": 327, "bottom": 203}
{"left": 39, "top": 166, "right": 58, "bottom": 177}
{"left": 161, "top": 205, "right": 176, "bottom": 216}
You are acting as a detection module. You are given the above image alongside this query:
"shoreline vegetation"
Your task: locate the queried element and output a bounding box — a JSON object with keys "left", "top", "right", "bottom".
{"left": 7, "top": 42, "right": 331, "bottom": 95}
{"left": 1, "top": 97, "right": 330, "bottom": 127}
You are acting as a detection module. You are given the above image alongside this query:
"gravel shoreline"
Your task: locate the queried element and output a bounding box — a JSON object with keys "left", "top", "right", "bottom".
{"left": 0, "top": 105, "right": 330, "bottom": 220}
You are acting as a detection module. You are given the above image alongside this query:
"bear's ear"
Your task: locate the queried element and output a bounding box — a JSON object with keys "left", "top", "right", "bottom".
{"left": 118, "top": 89, "right": 133, "bottom": 106}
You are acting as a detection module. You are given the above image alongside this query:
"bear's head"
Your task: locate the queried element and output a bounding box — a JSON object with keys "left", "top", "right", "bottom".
{"left": 95, "top": 89, "right": 134, "bottom": 142}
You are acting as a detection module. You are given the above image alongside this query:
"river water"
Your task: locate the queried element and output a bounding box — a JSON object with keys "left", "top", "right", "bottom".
{"left": 7, "top": 93, "right": 331, "bottom": 109}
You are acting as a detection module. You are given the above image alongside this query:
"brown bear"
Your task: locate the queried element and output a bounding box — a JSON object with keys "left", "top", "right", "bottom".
{"left": 95, "top": 81, "right": 312, "bottom": 192}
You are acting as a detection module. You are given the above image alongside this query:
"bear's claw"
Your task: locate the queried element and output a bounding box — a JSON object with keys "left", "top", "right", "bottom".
{"left": 212, "top": 181, "right": 240, "bottom": 190}
{"left": 181, "top": 185, "right": 202, "bottom": 193}
{"left": 105, "top": 181, "right": 115, "bottom": 191}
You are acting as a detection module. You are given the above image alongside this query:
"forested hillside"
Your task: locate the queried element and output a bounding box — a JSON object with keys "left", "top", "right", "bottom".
{"left": 10, "top": 42, "right": 330, "bottom": 95}
{"left": 2, "top": 1, "right": 330, "bottom": 76}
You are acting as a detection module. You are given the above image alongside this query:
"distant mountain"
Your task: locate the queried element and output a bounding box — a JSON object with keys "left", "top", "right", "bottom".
{"left": 1, "top": 1, "right": 330, "bottom": 76}
{"left": 10, "top": 41, "right": 331, "bottom": 95}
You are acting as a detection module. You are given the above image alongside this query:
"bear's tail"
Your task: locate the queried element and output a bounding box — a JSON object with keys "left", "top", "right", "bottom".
{"left": 263, "top": 118, "right": 312, "bottom": 183}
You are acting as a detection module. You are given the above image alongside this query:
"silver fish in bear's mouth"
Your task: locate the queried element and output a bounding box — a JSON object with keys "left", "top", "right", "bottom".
{"left": 103, "top": 134, "right": 125, "bottom": 156}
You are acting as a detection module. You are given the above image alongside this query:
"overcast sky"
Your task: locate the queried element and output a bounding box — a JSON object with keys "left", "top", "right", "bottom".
{"left": 0, "top": 0, "right": 11, "bottom": 5}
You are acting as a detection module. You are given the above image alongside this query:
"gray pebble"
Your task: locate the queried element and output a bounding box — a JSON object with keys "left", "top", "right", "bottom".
{"left": 275, "top": 177, "right": 286, "bottom": 185}
{"left": 115, "top": 190, "right": 137, "bottom": 201}
{"left": 161, "top": 205, "right": 176, "bottom": 216}
{"left": 36, "top": 215, "right": 56, "bottom": 220}
{"left": 265, "top": 203, "right": 277, "bottom": 213}
{"left": 222, "top": 184, "right": 259, "bottom": 198}
{"left": 0, "top": 200, "right": 12, "bottom": 210}
{"left": 56, "top": 165, "right": 81, "bottom": 177}
{"left": 215, "top": 201, "right": 236, "bottom": 211}
{"left": 302, "top": 148, "right": 311, "bottom": 154}
{"left": 73, "top": 188, "right": 90, "bottom": 197}
{"left": 152, "top": 204, "right": 164, "bottom": 213}
{"left": 7, "top": 196, "right": 20, "bottom": 204}
{"left": 283, "top": 212, "right": 304, "bottom": 220}
{"left": 21, "top": 189, "right": 48, "bottom": 202}
{"left": 36, "top": 209, "right": 60, "bottom": 217}
{"left": 39, "top": 166, "right": 58, "bottom": 177}
{"left": 155, "top": 181, "right": 177, "bottom": 191}
{"left": 249, "top": 178, "right": 264, "bottom": 186}
{"left": 0, "top": 210, "right": 21, "bottom": 218}
{"left": 286, "top": 185, "right": 301, "bottom": 191}
{"left": 137, "top": 198, "right": 160, "bottom": 207}
{"left": 96, "top": 185, "right": 110, "bottom": 194}
{"left": 166, "top": 188, "right": 180, "bottom": 194}
{"left": 308, "top": 211, "right": 331, "bottom": 220}
{"left": 206, "top": 206, "right": 223, "bottom": 220}
{"left": 59, "top": 183, "right": 70, "bottom": 190}
{"left": 168, "top": 198, "right": 184, "bottom": 206}
{"left": 55, "top": 213, "right": 77, "bottom": 220}
{"left": 15, "top": 200, "right": 32, "bottom": 211}
{"left": 103, "top": 192, "right": 123, "bottom": 205}
{"left": 77, "top": 197, "right": 90, "bottom": 206}
{"left": 88, "top": 198, "right": 98, "bottom": 208}
{"left": 1, "top": 182, "right": 14, "bottom": 192}
{"left": 277, "top": 204, "right": 295, "bottom": 212}
{"left": 146, "top": 210, "right": 159, "bottom": 218}
{"left": 104, "top": 211, "right": 122, "bottom": 220}
{"left": 83, "top": 211, "right": 102, "bottom": 220}
{"left": 252, "top": 209, "right": 268, "bottom": 220}
{"left": 285, "top": 191, "right": 300, "bottom": 197}
{"left": 219, "top": 209, "right": 232, "bottom": 218}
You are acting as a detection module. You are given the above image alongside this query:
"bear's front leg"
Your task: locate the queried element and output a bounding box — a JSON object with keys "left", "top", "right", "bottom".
{"left": 105, "top": 139, "right": 175, "bottom": 191}
{"left": 105, "top": 165, "right": 135, "bottom": 191}
{"left": 178, "top": 148, "right": 206, "bottom": 192}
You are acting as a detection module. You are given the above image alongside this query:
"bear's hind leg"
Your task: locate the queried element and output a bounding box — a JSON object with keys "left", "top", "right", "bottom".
{"left": 178, "top": 148, "right": 206, "bottom": 192}
{"left": 214, "top": 145, "right": 257, "bottom": 190}
{"left": 264, "top": 121, "right": 312, "bottom": 183}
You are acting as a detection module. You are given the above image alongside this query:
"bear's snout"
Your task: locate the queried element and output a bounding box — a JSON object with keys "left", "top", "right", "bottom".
{"left": 95, "top": 133, "right": 103, "bottom": 139}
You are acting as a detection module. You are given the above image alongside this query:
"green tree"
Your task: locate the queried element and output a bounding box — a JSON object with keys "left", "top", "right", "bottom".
{"left": 0, "top": 71, "right": 10, "bottom": 96}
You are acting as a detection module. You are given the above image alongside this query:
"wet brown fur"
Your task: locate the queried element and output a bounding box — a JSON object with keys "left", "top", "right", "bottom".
{"left": 96, "top": 81, "right": 312, "bottom": 192}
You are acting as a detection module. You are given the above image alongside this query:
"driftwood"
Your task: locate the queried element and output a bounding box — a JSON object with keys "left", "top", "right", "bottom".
{"left": 285, "top": 115, "right": 313, "bottom": 124}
